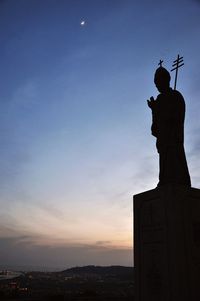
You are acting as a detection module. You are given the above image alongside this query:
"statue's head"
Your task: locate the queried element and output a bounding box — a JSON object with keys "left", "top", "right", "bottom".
{"left": 154, "top": 67, "right": 171, "bottom": 93}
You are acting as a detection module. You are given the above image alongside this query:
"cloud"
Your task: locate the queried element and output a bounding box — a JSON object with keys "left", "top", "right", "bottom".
{"left": 0, "top": 236, "right": 133, "bottom": 270}
{"left": 95, "top": 240, "right": 112, "bottom": 246}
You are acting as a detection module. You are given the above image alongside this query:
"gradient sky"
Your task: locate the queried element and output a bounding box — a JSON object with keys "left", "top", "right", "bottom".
{"left": 1, "top": 0, "right": 200, "bottom": 270}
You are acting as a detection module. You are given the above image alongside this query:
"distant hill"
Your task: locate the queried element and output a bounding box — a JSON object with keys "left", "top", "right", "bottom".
{"left": 61, "top": 265, "right": 134, "bottom": 280}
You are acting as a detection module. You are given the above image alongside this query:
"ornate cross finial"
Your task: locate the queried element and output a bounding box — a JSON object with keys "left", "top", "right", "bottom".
{"left": 158, "top": 60, "right": 163, "bottom": 67}
{"left": 171, "top": 54, "right": 184, "bottom": 90}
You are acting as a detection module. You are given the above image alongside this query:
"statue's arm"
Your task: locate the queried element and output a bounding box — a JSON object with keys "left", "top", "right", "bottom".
{"left": 147, "top": 96, "right": 158, "bottom": 137}
{"left": 147, "top": 96, "right": 156, "bottom": 109}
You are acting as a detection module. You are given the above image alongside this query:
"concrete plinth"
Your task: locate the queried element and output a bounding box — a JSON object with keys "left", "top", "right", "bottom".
{"left": 134, "top": 186, "right": 200, "bottom": 301}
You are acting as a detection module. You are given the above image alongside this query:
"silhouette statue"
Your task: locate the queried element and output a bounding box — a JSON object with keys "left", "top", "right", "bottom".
{"left": 147, "top": 65, "right": 191, "bottom": 187}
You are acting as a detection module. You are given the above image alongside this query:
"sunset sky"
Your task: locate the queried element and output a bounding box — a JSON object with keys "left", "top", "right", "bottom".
{"left": 1, "top": 0, "right": 200, "bottom": 270}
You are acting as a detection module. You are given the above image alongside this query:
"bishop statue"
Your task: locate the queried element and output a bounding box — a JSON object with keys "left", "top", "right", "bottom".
{"left": 147, "top": 61, "right": 191, "bottom": 187}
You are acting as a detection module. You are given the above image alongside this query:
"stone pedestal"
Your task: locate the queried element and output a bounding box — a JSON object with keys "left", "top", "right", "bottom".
{"left": 134, "top": 186, "right": 200, "bottom": 301}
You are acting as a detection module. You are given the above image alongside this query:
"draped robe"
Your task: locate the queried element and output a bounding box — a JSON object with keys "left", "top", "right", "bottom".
{"left": 151, "top": 88, "right": 191, "bottom": 187}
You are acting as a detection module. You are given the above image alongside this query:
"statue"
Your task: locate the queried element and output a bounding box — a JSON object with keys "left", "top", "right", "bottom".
{"left": 147, "top": 58, "right": 191, "bottom": 187}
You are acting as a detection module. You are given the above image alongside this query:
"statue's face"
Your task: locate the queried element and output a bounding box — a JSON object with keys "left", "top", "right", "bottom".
{"left": 154, "top": 77, "right": 170, "bottom": 93}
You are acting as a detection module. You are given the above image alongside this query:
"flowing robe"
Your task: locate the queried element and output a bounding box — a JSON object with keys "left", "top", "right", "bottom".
{"left": 151, "top": 88, "right": 191, "bottom": 187}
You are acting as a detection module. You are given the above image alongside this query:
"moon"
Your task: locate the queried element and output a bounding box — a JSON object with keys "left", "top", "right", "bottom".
{"left": 80, "top": 20, "right": 86, "bottom": 26}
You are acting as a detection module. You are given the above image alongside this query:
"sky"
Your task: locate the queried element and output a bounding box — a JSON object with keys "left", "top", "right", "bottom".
{"left": 0, "top": 0, "right": 200, "bottom": 270}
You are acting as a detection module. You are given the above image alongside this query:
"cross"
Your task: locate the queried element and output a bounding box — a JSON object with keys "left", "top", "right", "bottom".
{"left": 171, "top": 54, "right": 184, "bottom": 90}
{"left": 158, "top": 60, "right": 163, "bottom": 67}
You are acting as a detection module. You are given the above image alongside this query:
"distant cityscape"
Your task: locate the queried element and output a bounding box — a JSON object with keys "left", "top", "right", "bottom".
{"left": 0, "top": 265, "right": 134, "bottom": 300}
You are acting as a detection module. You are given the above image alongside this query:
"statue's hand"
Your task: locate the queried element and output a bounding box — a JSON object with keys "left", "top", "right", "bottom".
{"left": 147, "top": 96, "right": 156, "bottom": 109}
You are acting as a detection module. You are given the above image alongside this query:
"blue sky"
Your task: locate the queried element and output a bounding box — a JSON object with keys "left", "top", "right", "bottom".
{"left": 0, "top": 0, "right": 200, "bottom": 270}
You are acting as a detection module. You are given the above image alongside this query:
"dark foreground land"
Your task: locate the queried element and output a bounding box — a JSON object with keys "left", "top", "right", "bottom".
{"left": 0, "top": 266, "right": 134, "bottom": 301}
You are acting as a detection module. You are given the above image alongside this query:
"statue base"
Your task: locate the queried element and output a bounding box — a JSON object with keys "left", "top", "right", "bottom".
{"left": 134, "top": 185, "right": 200, "bottom": 301}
